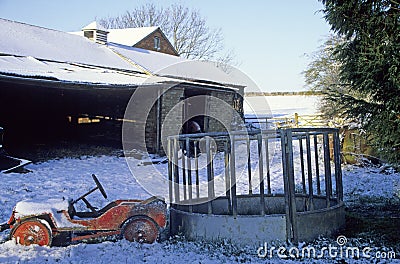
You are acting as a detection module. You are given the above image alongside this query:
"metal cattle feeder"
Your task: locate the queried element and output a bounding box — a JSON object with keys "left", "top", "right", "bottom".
{"left": 167, "top": 128, "right": 344, "bottom": 246}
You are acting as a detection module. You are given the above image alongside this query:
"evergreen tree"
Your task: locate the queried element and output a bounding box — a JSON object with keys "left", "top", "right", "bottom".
{"left": 319, "top": 0, "right": 400, "bottom": 164}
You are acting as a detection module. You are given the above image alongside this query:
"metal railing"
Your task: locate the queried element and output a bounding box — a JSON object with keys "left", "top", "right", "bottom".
{"left": 167, "top": 128, "right": 343, "bottom": 242}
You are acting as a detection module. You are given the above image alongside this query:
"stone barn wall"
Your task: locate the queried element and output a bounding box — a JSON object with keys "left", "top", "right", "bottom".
{"left": 207, "top": 90, "right": 235, "bottom": 133}
{"left": 145, "top": 86, "right": 184, "bottom": 154}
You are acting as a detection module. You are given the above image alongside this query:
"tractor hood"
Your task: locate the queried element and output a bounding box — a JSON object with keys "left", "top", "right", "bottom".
{"left": 15, "top": 199, "right": 69, "bottom": 217}
{"left": 14, "top": 198, "right": 83, "bottom": 228}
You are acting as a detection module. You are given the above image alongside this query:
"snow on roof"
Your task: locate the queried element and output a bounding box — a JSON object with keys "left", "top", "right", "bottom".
{"left": 108, "top": 43, "right": 241, "bottom": 87}
{"left": 107, "top": 27, "right": 159, "bottom": 47}
{"left": 0, "top": 18, "right": 141, "bottom": 73}
{"left": 82, "top": 21, "right": 108, "bottom": 32}
{"left": 0, "top": 56, "right": 170, "bottom": 86}
{"left": 0, "top": 18, "right": 243, "bottom": 88}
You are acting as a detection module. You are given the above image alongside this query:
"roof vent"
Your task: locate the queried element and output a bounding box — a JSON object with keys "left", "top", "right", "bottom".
{"left": 82, "top": 21, "right": 109, "bottom": 45}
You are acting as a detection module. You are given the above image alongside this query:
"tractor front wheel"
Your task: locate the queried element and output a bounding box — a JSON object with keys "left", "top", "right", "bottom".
{"left": 10, "top": 219, "right": 52, "bottom": 246}
{"left": 122, "top": 217, "right": 159, "bottom": 244}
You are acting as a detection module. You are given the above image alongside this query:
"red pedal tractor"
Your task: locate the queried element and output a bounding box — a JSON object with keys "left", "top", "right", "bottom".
{"left": 0, "top": 174, "right": 167, "bottom": 246}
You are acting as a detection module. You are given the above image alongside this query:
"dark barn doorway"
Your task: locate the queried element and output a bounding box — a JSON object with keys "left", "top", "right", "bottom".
{"left": 182, "top": 88, "right": 208, "bottom": 134}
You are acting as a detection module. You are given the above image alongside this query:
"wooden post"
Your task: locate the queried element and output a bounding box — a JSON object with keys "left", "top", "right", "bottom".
{"left": 294, "top": 113, "right": 299, "bottom": 128}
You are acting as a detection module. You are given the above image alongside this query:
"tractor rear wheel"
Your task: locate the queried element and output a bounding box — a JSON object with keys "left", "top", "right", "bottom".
{"left": 11, "top": 219, "right": 52, "bottom": 246}
{"left": 122, "top": 217, "right": 159, "bottom": 244}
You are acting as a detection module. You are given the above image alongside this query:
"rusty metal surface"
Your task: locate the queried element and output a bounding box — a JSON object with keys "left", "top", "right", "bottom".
{"left": 11, "top": 219, "right": 52, "bottom": 246}
{"left": 5, "top": 197, "right": 167, "bottom": 246}
{"left": 122, "top": 217, "right": 159, "bottom": 243}
{"left": 2, "top": 171, "right": 167, "bottom": 247}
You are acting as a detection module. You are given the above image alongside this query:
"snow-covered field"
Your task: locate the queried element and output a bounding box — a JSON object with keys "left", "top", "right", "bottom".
{"left": 244, "top": 95, "right": 321, "bottom": 116}
{"left": 1, "top": 95, "right": 399, "bottom": 263}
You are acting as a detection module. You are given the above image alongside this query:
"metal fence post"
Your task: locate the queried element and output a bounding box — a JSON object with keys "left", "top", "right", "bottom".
{"left": 314, "top": 134, "right": 321, "bottom": 195}
{"left": 224, "top": 140, "right": 232, "bottom": 214}
{"left": 230, "top": 134, "right": 238, "bottom": 217}
{"left": 281, "top": 129, "right": 298, "bottom": 243}
{"left": 173, "top": 137, "right": 180, "bottom": 204}
{"left": 333, "top": 130, "right": 343, "bottom": 202}
{"left": 299, "top": 136, "right": 306, "bottom": 193}
{"left": 206, "top": 136, "right": 214, "bottom": 214}
{"left": 168, "top": 138, "right": 173, "bottom": 206}
{"left": 247, "top": 137, "right": 252, "bottom": 194}
{"left": 186, "top": 137, "right": 193, "bottom": 212}
{"left": 182, "top": 146, "right": 187, "bottom": 201}
{"left": 305, "top": 133, "right": 314, "bottom": 211}
{"left": 264, "top": 135, "right": 272, "bottom": 195}
{"left": 257, "top": 133, "right": 265, "bottom": 215}
{"left": 194, "top": 140, "right": 200, "bottom": 199}
{"left": 323, "top": 133, "right": 332, "bottom": 208}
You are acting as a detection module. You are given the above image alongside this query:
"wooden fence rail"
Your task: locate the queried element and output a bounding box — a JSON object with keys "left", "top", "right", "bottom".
{"left": 245, "top": 113, "right": 329, "bottom": 129}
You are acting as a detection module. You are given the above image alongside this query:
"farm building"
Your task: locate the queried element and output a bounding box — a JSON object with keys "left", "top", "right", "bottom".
{"left": 0, "top": 18, "right": 244, "bottom": 154}
{"left": 70, "top": 21, "right": 179, "bottom": 56}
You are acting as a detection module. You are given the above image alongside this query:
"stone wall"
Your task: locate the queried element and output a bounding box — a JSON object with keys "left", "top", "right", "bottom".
{"left": 145, "top": 86, "right": 184, "bottom": 153}
{"left": 144, "top": 86, "right": 244, "bottom": 154}
{"left": 207, "top": 90, "right": 235, "bottom": 132}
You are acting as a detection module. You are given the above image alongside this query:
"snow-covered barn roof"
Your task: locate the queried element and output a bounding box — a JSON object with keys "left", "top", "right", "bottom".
{"left": 107, "top": 43, "right": 237, "bottom": 86}
{"left": 107, "top": 26, "right": 159, "bottom": 47}
{"left": 0, "top": 18, "right": 243, "bottom": 89}
{"left": 0, "top": 56, "right": 163, "bottom": 85}
{"left": 71, "top": 25, "right": 159, "bottom": 47}
{"left": 0, "top": 19, "right": 140, "bottom": 73}
{"left": 82, "top": 21, "right": 109, "bottom": 32}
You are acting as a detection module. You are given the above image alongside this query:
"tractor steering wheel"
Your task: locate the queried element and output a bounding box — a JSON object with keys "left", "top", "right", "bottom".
{"left": 92, "top": 174, "right": 107, "bottom": 199}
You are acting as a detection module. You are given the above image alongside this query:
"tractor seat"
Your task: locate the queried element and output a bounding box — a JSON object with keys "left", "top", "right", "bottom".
{"left": 72, "top": 202, "right": 117, "bottom": 219}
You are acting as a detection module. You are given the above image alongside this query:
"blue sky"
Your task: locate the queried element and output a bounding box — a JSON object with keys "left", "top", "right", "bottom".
{"left": 0, "top": 0, "right": 331, "bottom": 92}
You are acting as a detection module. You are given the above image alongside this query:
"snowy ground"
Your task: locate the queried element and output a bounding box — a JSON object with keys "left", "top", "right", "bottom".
{"left": 0, "top": 95, "right": 399, "bottom": 263}
{"left": 0, "top": 155, "right": 399, "bottom": 263}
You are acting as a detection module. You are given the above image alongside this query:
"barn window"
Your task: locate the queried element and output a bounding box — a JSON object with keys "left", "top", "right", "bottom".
{"left": 154, "top": 36, "right": 160, "bottom": 50}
